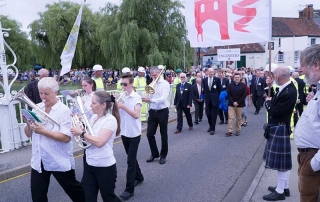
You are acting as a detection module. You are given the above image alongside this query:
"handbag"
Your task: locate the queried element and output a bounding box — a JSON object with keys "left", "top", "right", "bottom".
{"left": 263, "top": 123, "right": 270, "bottom": 139}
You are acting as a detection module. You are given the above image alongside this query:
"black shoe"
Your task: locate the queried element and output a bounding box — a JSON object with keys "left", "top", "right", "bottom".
{"left": 134, "top": 179, "right": 144, "bottom": 187}
{"left": 219, "top": 122, "right": 224, "bottom": 124}
{"left": 199, "top": 119, "right": 202, "bottom": 122}
{"left": 194, "top": 121, "right": 199, "bottom": 125}
{"left": 210, "top": 131, "right": 215, "bottom": 135}
{"left": 225, "top": 121, "right": 228, "bottom": 124}
{"left": 254, "top": 111, "right": 258, "bottom": 115}
{"left": 146, "top": 155, "right": 158, "bottom": 163}
{"left": 159, "top": 157, "right": 166, "bottom": 164}
{"left": 207, "top": 127, "right": 211, "bottom": 132}
{"left": 268, "top": 186, "right": 290, "bottom": 197}
{"left": 262, "top": 191, "right": 285, "bottom": 201}
{"left": 120, "top": 191, "right": 134, "bottom": 200}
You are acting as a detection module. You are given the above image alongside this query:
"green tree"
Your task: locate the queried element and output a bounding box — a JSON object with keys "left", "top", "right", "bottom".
{"left": 0, "top": 15, "right": 32, "bottom": 71}
{"left": 99, "top": 0, "right": 187, "bottom": 70}
{"left": 29, "top": 1, "right": 102, "bottom": 70}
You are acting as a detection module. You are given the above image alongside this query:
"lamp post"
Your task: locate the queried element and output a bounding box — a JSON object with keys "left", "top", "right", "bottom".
{"left": 0, "top": 16, "right": 25, "bottom": 152}
{"left": 182, "top": 37, "right": 186, "bottom": 70}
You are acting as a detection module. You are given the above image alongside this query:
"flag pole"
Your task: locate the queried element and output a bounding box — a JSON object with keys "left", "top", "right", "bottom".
{"left": 268, "top": 0, "right": 272, "bottom": 97}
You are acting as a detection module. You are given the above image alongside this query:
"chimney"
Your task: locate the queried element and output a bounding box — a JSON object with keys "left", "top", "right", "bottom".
{"left": 299, "top": 4, "right": 314, "bottom": 19}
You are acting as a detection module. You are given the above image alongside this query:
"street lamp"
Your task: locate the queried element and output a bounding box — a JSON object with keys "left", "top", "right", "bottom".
{"left": 181, "top": 37, "right": 186, "bottom": 70}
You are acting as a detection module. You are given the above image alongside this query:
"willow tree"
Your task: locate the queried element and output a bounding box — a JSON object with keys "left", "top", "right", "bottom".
{"left": 29, "top": 1, "right": 102, "bottom": 69}
{"left": 0, "top": 16, "right": 32, "bottom": 71}
{"left": 99, "top": 0, "right": 186, "bottom": 69}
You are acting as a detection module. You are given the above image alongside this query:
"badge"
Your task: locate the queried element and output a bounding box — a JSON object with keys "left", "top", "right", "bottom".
{"left": 258, "top": 83, "right": 261, "bottom": 85}
{"left": 214, "top": 85, "right": 217, "bottom": 89}
{"left": 223, "top": 85, "right": 226, "bottom": 88}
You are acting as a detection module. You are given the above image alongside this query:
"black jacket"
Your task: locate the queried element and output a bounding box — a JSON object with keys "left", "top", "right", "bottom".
{"left": 174, "top": 82, "right": 193, "bottom": 108}
{"left": 26, "top": 80, "right": 42, "bottom": 105}
{"left": 203, "top": 76, "right": 221, "bottom": 107}
{"left": 227, "top": 82, "right": 247, "bottom": 107}
{"left": 265, "top": 82, "right": 297, "bottom": 124}
{"left": 192, "top": 83, "right": 204, "bottom": 102}
{"left": 251, "top": 77, "right": 266, "bottom": 96}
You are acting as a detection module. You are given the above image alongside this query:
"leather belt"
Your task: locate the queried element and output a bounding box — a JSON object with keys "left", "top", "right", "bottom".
{"left": 297, "top": 148, "right": 319, "bottom": 153}
{"left": 150, "top": 108, "right": 168, "bottom": 112}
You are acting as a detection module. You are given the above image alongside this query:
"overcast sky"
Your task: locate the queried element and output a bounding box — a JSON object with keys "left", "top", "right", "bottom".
{"left": 0, "top": 0, "right": 320, "bottom": 33}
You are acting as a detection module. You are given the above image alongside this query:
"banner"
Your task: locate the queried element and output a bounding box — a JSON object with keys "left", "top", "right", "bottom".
{"left": 185, "top": 0, "right": 271, "bottom": 47}
{"left": 217, "top": 48, "right": 240, "bottom": 61}
{"left": 60, "top": 3, "right": 84, "bottom": 76}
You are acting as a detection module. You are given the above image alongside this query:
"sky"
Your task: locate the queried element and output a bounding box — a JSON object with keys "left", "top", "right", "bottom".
{"left": 0, "top": 0, "right": 320, "bottom": 33}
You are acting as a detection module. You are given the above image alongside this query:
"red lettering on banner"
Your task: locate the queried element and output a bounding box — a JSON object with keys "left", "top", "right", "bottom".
{"left": 233, "top": 0, "right": 258, "bottom": 32}
{"left": 194, "top": 0, "right": 230, "bottom": 41}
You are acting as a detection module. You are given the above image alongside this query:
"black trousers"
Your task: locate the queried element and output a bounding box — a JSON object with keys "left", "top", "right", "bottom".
{"left": 294, "top": 102, "right": 304, "bottom": 126}
{"left": 82, "top": 158, "right": 121, "bottom": 202}
{"left": 31, "top": 162, "right": 85, "bottom": 202}
{"left": 121, "top": 135, "right": 144, "bottom": 194}
{"left": 193, "top": 100, "right": 204, "bottom": 121}
{"left": 218, "top": 109, "right": 228, "bottom": 123}
{"left": 176, "top": 105, "right": 193, "bottom": 130}
{"left": 252, "top": 94, "right": 263, "bottom": 112}
{"left": 205, "top": 103, "right": 219, "bottom": 131}
{"left": 147, "top": 108, "right": 169, "bottom": 158}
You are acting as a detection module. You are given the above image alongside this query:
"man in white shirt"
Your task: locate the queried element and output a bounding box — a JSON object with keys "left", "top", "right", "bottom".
{"left": 117, "top": 74, "right": 144, "bottom": 200}
{"left": 142, "top": 66, "right": 170, "bottom": 165}
{"left": 294, "top": 44, "right": 320, "bottom": 202}
{"left": 23, "top": 77, "right": 84, "bottom": 202}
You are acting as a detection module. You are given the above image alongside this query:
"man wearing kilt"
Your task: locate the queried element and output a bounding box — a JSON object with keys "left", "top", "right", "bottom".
{"left": 262, "top": 66, "right": 297, "bottom": 201}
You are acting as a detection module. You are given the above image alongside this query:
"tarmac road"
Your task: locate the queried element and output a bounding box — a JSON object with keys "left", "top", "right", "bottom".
{"left": 0, "top": 106, "right": 267, "bottom": 202}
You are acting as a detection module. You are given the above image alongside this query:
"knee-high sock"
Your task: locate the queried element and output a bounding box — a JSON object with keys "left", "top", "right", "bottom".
{"left": 284, "top": 170, "right": 290, "bottom": 189}
{"left": 276, "top": 170, "right": 290, "bottom": 194}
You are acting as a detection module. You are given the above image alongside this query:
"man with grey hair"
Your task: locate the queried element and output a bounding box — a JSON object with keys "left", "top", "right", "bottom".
{"left": 26, "top": 68, "right": 49, "bottom": 106}
{"left": 262, "top": 66, "right": 297, "bottom": 201}
{"left": 23, "top": 77, "right": 85, "bottom": 201}
{"left": 192, "top": 77, "right": 204, "bottom": 124}
{"left": 294, "top": 44, "right": 320, "bottom": 202}
{"left": 142, "top": 66, "right": 170, "bottom": 165}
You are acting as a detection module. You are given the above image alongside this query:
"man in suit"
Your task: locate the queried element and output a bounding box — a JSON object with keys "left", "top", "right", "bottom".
{"left": 291, "top": 72, "right": 306, "bottom": 126}
{"left": 203, "top": 68, "right": 221, "bottom": 135}
{"left": 174, "top": 73, "right": 193, "bottom": 133}
{"left": 26, "top": 68, "right": 49, "bottom": 109}
{"left": 218, "top": 70, "right": 229, "bottom": 124}
{"left": 262, "top": 66, "right": 297, "bottom": 201}
{"left": 251, "top": 70, "right": 266, "bottom": 114}
{"left": 192, "top": 77, "right": 204, "bottom": 124}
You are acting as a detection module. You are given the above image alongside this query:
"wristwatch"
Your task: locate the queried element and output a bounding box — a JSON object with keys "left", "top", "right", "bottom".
{"left": 80, "top": 132, "right": 85, "bottom": 139}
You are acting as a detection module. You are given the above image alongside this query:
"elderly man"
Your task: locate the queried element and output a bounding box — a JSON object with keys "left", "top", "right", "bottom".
{"left": 26, "top": 68, "right": 49, "bottom": 107}
{"left": 92, "top": 64, "right": 104, "bottom": 91}
{"left": 192, "top": 77, "right": 204, "bottom": 124}
{"left": 24, "top": 77, "right": 85, "bottom": 202}
{"left": 294, "top": 44, "right": 320, "bottom": 202}
{"left": 262, "top": 66, "right": 297, "bottom": 201}
{"left": 174, "top": 72, "right": 193, "bottom": 133}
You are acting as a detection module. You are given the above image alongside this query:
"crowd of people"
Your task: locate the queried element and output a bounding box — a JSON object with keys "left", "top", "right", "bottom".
{"left": 20, "top": 44, "right": 320, "bottom": 202}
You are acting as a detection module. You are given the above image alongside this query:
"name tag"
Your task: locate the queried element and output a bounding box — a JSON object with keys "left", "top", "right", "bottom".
{"left": 223, "top": 85, "right": 226, "bottom": 88}
{"left": 214, "top": 85, "right": 217, "bottom": 89}
{"left": 258, "top": 83, "right": 261, "bottom": 85}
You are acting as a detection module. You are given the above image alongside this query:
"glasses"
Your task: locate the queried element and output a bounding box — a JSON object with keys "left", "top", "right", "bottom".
{"left": 180, "top": 77, "right": 185, "bottom": 78}
{"left": 120, "top": 83, "right": 128, "bottom": 86}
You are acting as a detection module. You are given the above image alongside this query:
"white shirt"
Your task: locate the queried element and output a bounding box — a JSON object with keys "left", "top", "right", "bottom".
{"left": 31, "top": 100, "right": 74, "bottom": 173}
{"left": 86, "top": 113, "right": 117, "bottom": 167}
{"left": 82, "top": 92, "right": 94, "bottom": 119}
{"left": 120, "top": 91, "right": 142, "bottom": 138}
{"left": 149, "top": 78, "right": 170, "bottom": 110}
{"left": 294, "top": 91, "right": 320, "bottom": 171}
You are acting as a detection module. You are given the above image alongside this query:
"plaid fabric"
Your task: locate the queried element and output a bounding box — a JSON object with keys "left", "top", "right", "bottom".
{"left": 263, "top": 124, "right": 292, "bottom": 171}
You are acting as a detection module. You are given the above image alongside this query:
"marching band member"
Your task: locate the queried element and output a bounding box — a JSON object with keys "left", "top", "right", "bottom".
{"left": 117, "top": 74, "right": 144, "bottom": 200}
{"left": 23, "top": 77, "right": 85, "bottom": 202}
{"left": 81, "top": 77, "right": 96, "bottom": 119}
{"left": 71, "top": 91, "right": 121, "bottom": 202}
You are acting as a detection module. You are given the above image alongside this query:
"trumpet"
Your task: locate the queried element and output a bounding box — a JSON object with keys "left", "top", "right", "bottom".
{"left": 69, "top": 92, "right": 95, "bottom": 149}
{"left": 114, "top": 90, "right": 129, "bottom": 104}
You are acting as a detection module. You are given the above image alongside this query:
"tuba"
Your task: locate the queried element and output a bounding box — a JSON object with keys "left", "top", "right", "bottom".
{"left": 69, "top": 91, "right": 95, "bottom": 149}
{"left": 13, "top": 87, "right": 60, "bottom": 130}
{"left": 145, "top": 67, "right": 165, "bottom": 94}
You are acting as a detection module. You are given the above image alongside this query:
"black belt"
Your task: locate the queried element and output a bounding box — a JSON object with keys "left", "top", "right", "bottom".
{"left": 269, "top": 122, "right": 286, "bottom": 126}
{"left": 150, "top": 108, "right": 168, "bottom": 112}
{"left": 297, "top": 148, "right": 319, "bottom": 153}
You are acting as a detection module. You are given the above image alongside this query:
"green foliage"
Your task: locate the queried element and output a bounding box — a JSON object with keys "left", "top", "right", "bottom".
{"left": 0, "top": 16, "right": 32, "bottom": 71}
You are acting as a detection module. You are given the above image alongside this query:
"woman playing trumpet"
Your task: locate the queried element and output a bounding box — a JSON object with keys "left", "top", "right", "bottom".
{"left": 70, "top": 91, "right": 121, "bottom": 202}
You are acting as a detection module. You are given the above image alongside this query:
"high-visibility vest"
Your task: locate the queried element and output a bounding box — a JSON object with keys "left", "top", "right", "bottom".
{"left": 173, "top": 77, "right": 181, "bottom": 92}
{"left": 189, "top": 76, "right": 195, "bottom": 84}
{"left": 133, "top": 76, "right": 148, "bottom": 121}
{"left": 93, "top": 77, "right": 104, "bottom": 91}
{"left": 116, "top": 79, "right": 122, "bottom": 93}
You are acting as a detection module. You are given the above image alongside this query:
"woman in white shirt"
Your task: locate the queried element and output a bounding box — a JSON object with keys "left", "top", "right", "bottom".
{"left": 71, "top": 91, "right": 121, "bottom": 202}
{"left": 81, "top": 77, "right": 96, "bottom": 119}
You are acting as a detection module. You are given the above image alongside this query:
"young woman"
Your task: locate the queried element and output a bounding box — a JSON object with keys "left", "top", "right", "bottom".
{"left": 81, "top": 77, "right": 96, "bottom": 119}
{"left": 240, "top": 77, "right": 251, "bottom": 126}
{"left": 70, "top": 91, "right": 121, "bottom": 202}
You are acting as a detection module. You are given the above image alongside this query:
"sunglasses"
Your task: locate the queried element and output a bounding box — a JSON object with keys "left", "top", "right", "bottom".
{"left": 120, "top": 83, "right": 128, "bottom": 86}
{"left": 180, "top": 77, "right": 185, "bottom": 78}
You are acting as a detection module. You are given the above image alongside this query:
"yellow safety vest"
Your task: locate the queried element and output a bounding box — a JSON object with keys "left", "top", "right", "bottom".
{"left": 133, "top": 76, "right": 147, "bottom": 90}
{"left": 93, "top": 77, "right": 104, "bottom": 91}
{"left": 116, "top": 79, "right": 122, "bottom": 93}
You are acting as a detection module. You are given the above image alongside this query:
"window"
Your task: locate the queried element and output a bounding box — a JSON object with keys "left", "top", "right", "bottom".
{"left": 294, "top": 51, "right": 300, "bottom": 63}
{"left": 311, "top": 38, "right": 316, "bottom": 45}
{"left": 278, "top": 52, "right": 284, "bottom": 63}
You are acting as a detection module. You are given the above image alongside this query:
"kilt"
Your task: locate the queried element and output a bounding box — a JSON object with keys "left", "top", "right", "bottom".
{"left": 263, "top": 124, "right": 292, "bottom": 171}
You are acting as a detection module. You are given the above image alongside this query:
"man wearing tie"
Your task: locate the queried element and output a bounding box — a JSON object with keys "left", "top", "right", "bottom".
{"left": 174, "top": 73, "right": 193, "bottom": 133}
{"left": 203, "top": 68, "right": 221, "bottom": 135}
{"left": 251, "top": 70, "right": 266, "bottom": 115}
{"left": 192, "top": 78, "right": 204, "bottom": 124}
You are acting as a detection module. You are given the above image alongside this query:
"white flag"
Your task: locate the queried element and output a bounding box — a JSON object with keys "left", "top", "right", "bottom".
{"left": 60, "top": 4, "right": 84, "bottom": 76}
{"left": 185, "top": 0, "right": 271, "bottom": 47}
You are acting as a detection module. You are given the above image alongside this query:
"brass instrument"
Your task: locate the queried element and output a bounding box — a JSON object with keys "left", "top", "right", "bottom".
{"left": 13, "top": 87, "right": 60, "bottom": 130}
{"left": 115, "top": 90, "right": 129, "bottom": 104}
{"left": 145, "top": 67, "right": 165, "bottom": 94}
{"left": 69, "top": 91, "right": 95, "bottom": 149}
